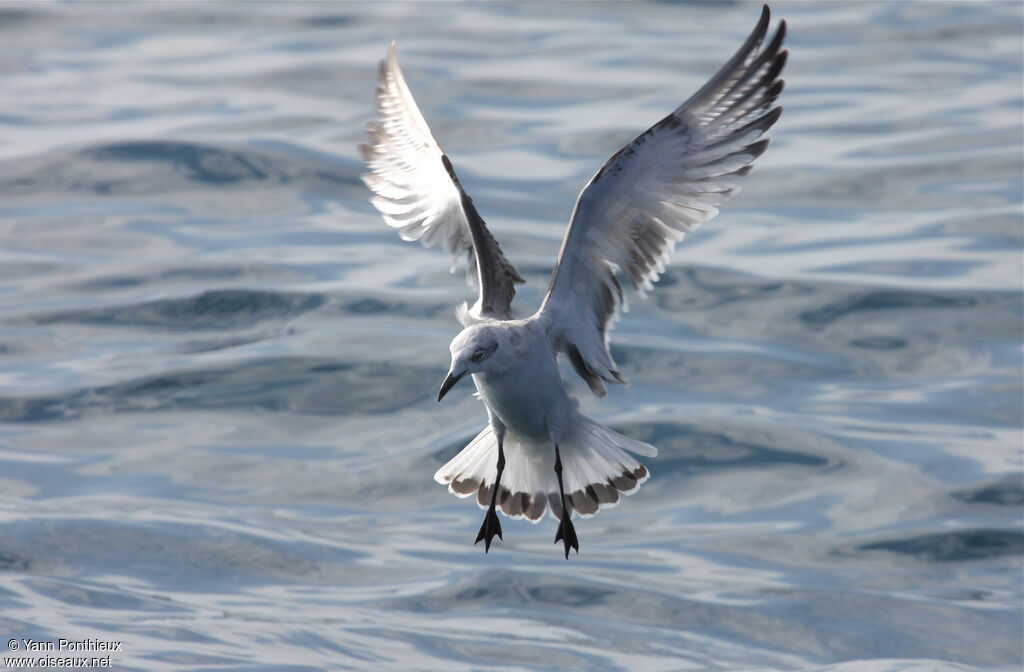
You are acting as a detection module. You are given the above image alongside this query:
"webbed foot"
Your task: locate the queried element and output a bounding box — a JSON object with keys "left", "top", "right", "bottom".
{"left": 475, "top": 506, "right": 503, "bottom": 553}
{"left": 554, "top": 514, "right": 579, "bottom": 559}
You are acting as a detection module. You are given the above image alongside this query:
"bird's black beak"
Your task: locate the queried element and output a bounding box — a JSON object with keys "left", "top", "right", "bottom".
{"left": 437, "top": 370, "right": 466, "bottom": 402}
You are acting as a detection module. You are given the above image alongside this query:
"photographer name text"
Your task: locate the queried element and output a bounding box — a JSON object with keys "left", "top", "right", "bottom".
{"left": 9, "top": 639, "right": 121, "bottom": 653}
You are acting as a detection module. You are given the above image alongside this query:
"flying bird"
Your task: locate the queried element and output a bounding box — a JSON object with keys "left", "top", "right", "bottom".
{"left": 360, "top": 5, "right": 786, "bottom": 557}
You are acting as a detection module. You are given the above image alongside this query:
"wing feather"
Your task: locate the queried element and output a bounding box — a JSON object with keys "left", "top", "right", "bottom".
{"left": 537, "top": 5, "right": 786, "bottom": 395}
{"left": 360, "top": 43, "right": 524, "bottom": 321}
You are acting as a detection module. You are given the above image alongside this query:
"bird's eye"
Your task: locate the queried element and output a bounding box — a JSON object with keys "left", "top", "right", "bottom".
{"left": 470, "top": 350, "right": 485, "bottom": 362}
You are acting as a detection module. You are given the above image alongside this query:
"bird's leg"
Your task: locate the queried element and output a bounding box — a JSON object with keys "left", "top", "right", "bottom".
{"left": 553, "top": 445, "right": 579, "bottom": 558}
{"left": 475, "top": 434, "right": 504, "bottom": 552}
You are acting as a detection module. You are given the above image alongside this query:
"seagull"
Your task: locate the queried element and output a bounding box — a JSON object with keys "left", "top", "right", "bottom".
{"left": 360, "top": 5, "right": 786, "bottom": 558}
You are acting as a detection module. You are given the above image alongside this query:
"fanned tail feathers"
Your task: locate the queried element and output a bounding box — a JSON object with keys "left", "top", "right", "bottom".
{"left": 433, "top": 416, "right": 654, "bottom": 522}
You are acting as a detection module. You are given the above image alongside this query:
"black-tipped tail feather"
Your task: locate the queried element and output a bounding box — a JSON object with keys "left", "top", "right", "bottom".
{"left": 434, "top": 416, "right": 654, "bottom": 522}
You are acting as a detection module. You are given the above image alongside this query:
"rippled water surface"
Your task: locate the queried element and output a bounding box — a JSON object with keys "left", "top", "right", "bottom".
{"left": 0, "top": 2, "right": 1021, "bottom": 670}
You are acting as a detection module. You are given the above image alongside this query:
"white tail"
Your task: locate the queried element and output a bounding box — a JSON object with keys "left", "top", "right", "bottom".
{"left": 434, "top": 415, "right": 655, "bottom": 522}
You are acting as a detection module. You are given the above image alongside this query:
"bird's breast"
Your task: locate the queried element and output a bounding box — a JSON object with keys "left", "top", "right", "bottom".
{"left": 473, "top": 364, "right": 567, "bottom": 441}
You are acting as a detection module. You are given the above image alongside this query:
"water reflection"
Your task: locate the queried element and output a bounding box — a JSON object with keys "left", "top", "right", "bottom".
{"left": 0, "top": 1, "right": 1019, "bottom": 671}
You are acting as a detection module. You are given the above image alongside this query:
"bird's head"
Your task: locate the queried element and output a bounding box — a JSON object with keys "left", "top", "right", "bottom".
{"left": 437, "top": 324, "right": 502, "bottom": 402}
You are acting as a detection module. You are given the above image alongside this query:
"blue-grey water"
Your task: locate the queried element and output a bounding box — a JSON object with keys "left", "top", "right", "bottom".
{"left": 0, "top": 2, "right": 1021, "bottom": 670}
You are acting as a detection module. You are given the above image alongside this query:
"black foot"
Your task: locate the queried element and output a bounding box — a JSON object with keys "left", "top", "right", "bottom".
{"left": 554, "top": 514, "right": 580, "bottom": 559}
{"left": 475, "top": 506, "right": 503, "bottom": 553}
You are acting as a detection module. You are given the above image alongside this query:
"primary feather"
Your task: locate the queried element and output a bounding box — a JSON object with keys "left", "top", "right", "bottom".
{"left": 360, "top": 43, "right": 524, "bottom": 320}
{"left": 538, "top": 5, "right": 786, "bottom": 395}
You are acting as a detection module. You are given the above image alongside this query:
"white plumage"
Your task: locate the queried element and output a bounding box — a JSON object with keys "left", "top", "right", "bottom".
{"left": 434, "top": 414, "right": 654, "bottom": 522}
{"left": 360, "top": 5, "right": 787, "bottom": 556}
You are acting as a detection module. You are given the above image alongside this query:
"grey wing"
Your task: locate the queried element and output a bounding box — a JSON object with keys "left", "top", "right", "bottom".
{"left": 359, "top": 43, "right": 524, "bottom": 321}
{"left": 538, "top": 5, "right": 786, "bottom": 395}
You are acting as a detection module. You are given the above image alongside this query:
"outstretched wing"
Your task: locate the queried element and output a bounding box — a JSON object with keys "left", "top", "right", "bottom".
{"left": 360, "top": 43, "right": 524, "bottom": 321}
{"left": 537, "top": 5, "right": 786, "bottom": 396}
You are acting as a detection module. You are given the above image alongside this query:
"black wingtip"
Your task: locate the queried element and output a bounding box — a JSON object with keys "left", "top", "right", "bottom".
{"left": 755, "top": 4, "right": 771, "bottom": 39}
{"left": 767, "top": 18, "right": 787, "bottom": 54}
{"left": 758, "top": 104, "right": 784, "bottom": 131}
{"left": 747, "top": 138, "right": 770, "bottom": 160}
{"left": 769, "top": 50, "right": 789, "bottom": 83}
